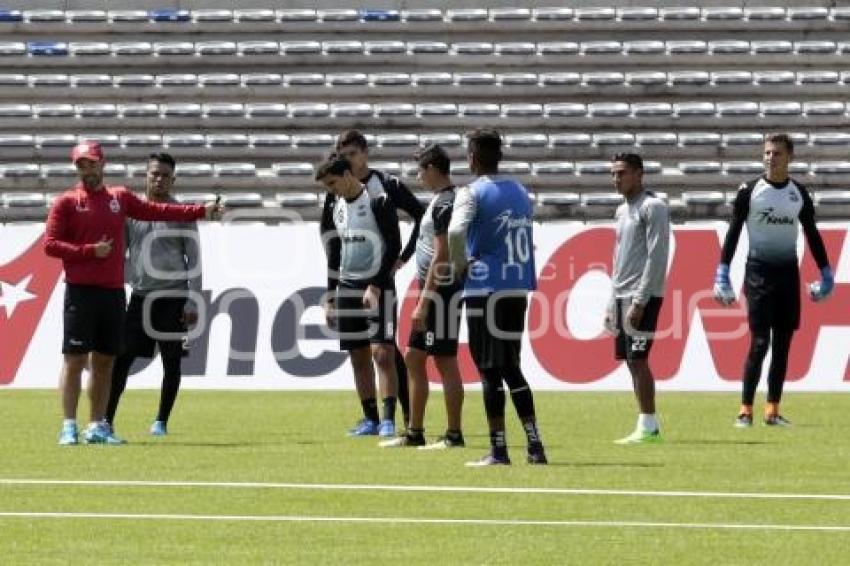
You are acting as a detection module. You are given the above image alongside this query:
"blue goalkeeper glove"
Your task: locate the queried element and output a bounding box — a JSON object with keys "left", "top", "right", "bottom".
{"left": 809, "top": 266, "right": 834, "bottom": 302}
{"left": 713, "top": 263, "right": 735, "bottom": 305}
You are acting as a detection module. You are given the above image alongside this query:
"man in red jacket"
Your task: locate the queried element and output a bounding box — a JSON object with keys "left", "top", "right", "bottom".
{"left": 44, "top": 141, "right": 221, "bottom": 445}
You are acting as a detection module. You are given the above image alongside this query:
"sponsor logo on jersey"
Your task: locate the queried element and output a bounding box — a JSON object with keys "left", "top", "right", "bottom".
{"left": 756, "top": 207, "right": 795, "bottom": 225}
{"left": 494, "top": 210, "right": 534, "bottom": 233}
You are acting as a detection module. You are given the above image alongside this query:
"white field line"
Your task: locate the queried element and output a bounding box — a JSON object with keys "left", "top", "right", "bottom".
{"left": 0, "top": 511, "right": 849, "bottom": 532}
{"left": 3, "top": 478, "right": 850, "bottom": 502}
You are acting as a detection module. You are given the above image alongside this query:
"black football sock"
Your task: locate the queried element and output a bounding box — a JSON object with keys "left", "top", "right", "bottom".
{"left": 361, "top": 398, "right": 379, "bottom": 423}
{"left": 489, "top": 429, "right": 508, "bottom": 458}
{"left": 381, "top": 396, "right": 397, "bottom": 423}
{"left": 394, "top": 346, "right": 411, "bottom": 424}
{"left": 481, "top": 369, "right": 506, "bottom": 420}
{"left": 503, "top": 367, "right": 537, "bottom": 421}
{"left": 106, "top": 353, "right": 134, "bottom": 426}
{"left": 156, "top": 354, "right": 182, "bottom": 423}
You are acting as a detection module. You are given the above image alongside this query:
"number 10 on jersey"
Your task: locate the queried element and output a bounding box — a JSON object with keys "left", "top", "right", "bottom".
{"left": 505, "top": 227, "right": 531, "bottom": 265}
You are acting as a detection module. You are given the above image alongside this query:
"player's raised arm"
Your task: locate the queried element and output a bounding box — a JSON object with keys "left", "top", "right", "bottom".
{"left": 122, "top": 189, "right": 206, "bottom": 223}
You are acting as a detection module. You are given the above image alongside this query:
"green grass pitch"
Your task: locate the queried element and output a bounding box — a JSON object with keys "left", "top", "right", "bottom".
{"left": 2, "top": 389, "right": 850, "bottom": 564}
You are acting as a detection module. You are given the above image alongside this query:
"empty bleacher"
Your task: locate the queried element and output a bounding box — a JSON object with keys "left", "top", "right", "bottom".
{"left": 2, "top": 3, "right": 850, "bottom": 222}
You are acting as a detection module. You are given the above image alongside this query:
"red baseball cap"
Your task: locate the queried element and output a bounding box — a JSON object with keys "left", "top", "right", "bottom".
{"left": 71, "top": 141, "right": 105, "bottom": 163}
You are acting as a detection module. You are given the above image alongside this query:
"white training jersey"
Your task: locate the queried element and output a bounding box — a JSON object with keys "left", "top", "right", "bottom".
{"left": 333, "top": 189, "right": 385, "bottom": 282}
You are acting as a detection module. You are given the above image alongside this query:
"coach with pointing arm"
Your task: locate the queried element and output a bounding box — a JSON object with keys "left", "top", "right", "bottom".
{"left": 44, "top": 141, "right": 222, "bottom": 446}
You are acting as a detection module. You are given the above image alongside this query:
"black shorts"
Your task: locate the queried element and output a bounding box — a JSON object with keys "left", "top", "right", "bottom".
{"left": 614, "top": 296, "right": 663, "bottom": 360}
{"left": 123, "top": 292, "right": 189, "bottom": 359}
{"left": 335, "top": 282, "right": 397, "bottom": 351}
{"left": 62, "top": 284, "right": 126, "bottom": 356}
{"left": 465, "top": 293, "right": 528, "bottom": 370}
{"left": 408, "top": 282, "right": 463, "bottom": 356}
{"left": 744, "top": 260, "right": 800, "bottom": 331}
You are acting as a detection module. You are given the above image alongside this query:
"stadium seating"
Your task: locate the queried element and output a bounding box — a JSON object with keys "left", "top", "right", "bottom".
{"left": 0, "top": 7, "right": 843, "bottom": 27}
{"left": 0, "top": 4, "right": 847, "bottom": 221}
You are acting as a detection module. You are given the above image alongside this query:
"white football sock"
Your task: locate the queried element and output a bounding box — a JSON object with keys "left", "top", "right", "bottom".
{"left": 637, "top": 413, "right": 658, "bottom": 433}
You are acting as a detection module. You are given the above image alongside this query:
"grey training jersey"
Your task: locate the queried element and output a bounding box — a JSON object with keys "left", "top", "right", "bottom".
{"left": 612, "top": 191, "right": 670, "bottom": 305}
{"left": 125, "top": 199, "right": 201, "bottom": 309}
{"left": 415, "top": 187, "right": 455, "bottom": 282}
{"left": 333, "top": 189, "right": 385, "bottom": 283}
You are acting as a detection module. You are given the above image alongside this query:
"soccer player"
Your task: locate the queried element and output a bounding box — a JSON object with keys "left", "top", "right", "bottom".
{"left": 714, "top": 133, "right": 833, "bottom": 427}
{"left": 44, "top": 141, "right": 221, "bottom": 445}
{"left": 381, "top": 144, "right": 465, "bottom": 449}
{"left": 317, "top": 154, "right": 402, "bottom": 438}
{"left": 448, "top": 128, "right": 547, "bottom": 466}
{"left": 105, "top": 153, "right": 202, "bottom": 437}
{"left": 604, "top": 153, "right": 670, "bottom": 444}
{"left": 321, "top": 129, "right": 424, "bottom": 433}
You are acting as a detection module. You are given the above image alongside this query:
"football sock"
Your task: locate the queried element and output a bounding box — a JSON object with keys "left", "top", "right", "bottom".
{"left": 490, "top": 429, "right": 508, "bottom": 458}
{"left": 106, "top": 353, "right": 134, "bottom": 425}
{"left": 445, "top": 429, "right": 463, "bottom": 441}
{"left": 157, "top": 354, "right": 182, "bottom": 423}
{"left": 504, "top": 367, "right": 536, "bottom": 421}
{"left": 482, "top": 369, "right": 506, "bottom": 420}
{"left": 521, "top": 419, "right": 543, "bottom": 448}
{"left": 394, "top": 346, "right": 411, "bottom": 423}
{"left": 381, "top": 396, "right": 397, "bottom": 422}
{"left": 361, "top": 398, "right": 379, "bottom": 423}
{"left": 407, "top": 427, "right": 425, "bottom": 441}
{"left": 637, "top": 413, "right": 658, "bottom": 432}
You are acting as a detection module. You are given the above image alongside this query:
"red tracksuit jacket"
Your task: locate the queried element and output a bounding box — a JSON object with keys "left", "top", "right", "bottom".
{"left": 44, "top": 183, "right": 205, "bottom": 289}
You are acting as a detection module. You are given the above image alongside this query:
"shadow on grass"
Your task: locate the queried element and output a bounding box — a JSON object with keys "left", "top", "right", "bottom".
{"left": 667, "top": 439, "right": 773, "bottom": 446}
{"left": 545, "top": 461, "right": 664, "bottom": 468}
{"left": 128, "top": 441, "right": 281, "bottom": 448}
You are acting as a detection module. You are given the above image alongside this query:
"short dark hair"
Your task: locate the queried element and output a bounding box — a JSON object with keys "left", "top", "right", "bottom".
{"left": 611, "top": 152, "right": 644, "bottom": 172}
{"left": 315, "top": 153, "right": 352, "bottom": 181}
{"left": 764, "top": 133, "right": 794, "bottom": 154}
{"left": 467, "top": 128, "right": 502, "bottom": 171}
{"left": 335, "top": 129, "right": 368, "bottom": 151}
{"left": 148, "top": 152, "right": 176, "bottom": 171}
{"left": 415, "top": 144, "right": 451, "bottom": 175}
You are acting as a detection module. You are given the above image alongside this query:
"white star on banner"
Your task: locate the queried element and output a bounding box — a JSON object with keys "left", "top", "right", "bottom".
{"left": 0, "top": 274, "right": 36, "bottom": 318}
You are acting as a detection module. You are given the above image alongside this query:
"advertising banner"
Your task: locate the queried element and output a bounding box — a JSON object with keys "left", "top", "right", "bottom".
{"left": 2, "top": 222, "right": 848, "bottom": 390}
